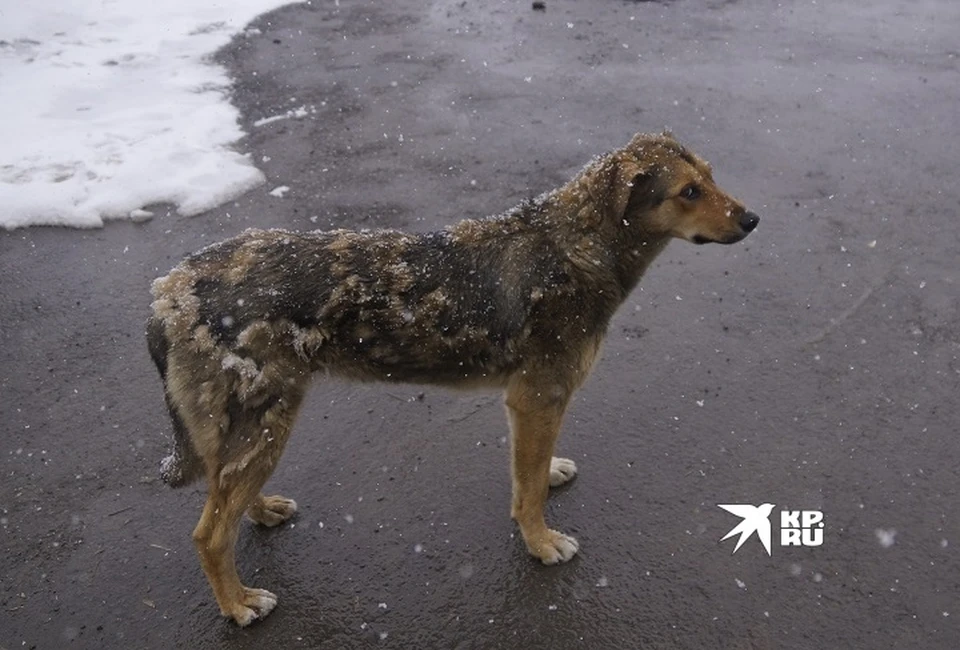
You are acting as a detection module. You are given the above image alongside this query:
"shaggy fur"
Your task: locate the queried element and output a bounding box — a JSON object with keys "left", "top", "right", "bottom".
{"left": 147, "top": 131, "right": 759, "bottom": 625}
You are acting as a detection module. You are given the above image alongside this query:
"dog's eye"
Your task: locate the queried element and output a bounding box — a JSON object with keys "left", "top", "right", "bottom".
{"left": 680, "top": 185, "right": 701, "bottom": 200}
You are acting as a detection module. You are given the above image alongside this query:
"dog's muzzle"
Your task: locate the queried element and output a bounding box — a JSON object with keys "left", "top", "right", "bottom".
{"left": 693, "top": 211, "right": 761, "bottom": 245}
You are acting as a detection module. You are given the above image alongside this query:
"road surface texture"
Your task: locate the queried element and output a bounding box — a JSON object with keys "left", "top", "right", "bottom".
{"left": 2, "top": 0, "right": 958, "bottom": 648}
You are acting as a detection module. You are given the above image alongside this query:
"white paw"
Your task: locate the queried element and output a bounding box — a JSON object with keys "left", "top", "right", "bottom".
{"left": 533, "top": 529, "right": 580, "bottom": 565}
{"left": 549, "top": 457, "right": 578, "bottom": 487}
{"left": 231, "top": 587, "right": 278, "bottom": 626}
{"left": 250, "top": 495, "right": 298, "bottom": 527}
{"left": 246, "top": 587, "right": 278, "bottom": 617}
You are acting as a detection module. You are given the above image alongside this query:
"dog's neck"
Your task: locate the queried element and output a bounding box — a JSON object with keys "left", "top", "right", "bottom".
{"left": 532, "top": 184, "right": 674, "bottom": 303}
{"left": 611, "top": 235, "right": 672, "bottom": 294}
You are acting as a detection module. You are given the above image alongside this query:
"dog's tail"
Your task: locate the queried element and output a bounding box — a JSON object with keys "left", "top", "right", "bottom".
{"left": 146, "top": 315, "right": 205, "bottom": 488}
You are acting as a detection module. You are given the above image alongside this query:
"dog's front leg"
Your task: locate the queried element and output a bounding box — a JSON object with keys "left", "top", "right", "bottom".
{"left": 505, "top": 378, "right": 579, "bottom": 564}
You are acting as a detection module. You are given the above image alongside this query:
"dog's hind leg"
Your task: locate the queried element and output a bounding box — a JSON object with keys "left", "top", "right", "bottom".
{"left": 193, "top": 477, "right": 278, "bottom": 627}
{"left": 505, "top": 376, "right": 579, "bottom": 565}
{"left": 192, "top": 388, "right": 306, "bottom": 626}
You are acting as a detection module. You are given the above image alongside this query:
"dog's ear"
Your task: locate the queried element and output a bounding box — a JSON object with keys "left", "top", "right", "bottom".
{"left": 623, "top": 168, "right": 661, "bottom": 216}
{"left": 608, "top": 155, "right": 659, "bottom": 221}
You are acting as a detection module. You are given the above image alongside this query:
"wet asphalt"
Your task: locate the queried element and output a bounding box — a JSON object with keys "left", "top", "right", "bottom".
{"left": 2, "top": 0, "right": 959, "bottom": 648}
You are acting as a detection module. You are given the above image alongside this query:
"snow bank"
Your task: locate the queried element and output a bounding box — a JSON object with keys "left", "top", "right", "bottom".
{"left": 0, "top": 0, "right": 298, "bottom": 229}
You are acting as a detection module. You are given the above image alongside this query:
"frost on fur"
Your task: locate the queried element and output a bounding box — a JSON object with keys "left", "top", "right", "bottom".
{"left": 159, "top": 450, "right": 183, "bottom": 486}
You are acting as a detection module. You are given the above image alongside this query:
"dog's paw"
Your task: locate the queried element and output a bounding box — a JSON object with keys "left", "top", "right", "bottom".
{"left": 549, "top": 457, "right": 578, "bottom": 487}
{"left": 528, "top": 529, "right": 580, "bottom": 565}
{"left": 228, "top": 587, "right": 278, "bottom": 627}
{"left": 248, "top": 495, "right": 298, "bottom": 527}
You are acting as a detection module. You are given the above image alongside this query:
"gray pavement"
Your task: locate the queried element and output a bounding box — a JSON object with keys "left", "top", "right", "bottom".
{"left": 2, "top": 0, "right": 959, "bottom": 648}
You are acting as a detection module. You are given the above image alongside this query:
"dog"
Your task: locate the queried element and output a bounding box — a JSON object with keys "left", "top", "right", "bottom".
{"left": 147, "top": 131, "right": 759, "bottom": 626}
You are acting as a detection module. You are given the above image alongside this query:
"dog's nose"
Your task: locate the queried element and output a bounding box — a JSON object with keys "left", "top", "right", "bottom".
{"left": 739, "top": 211, "right": 760, "bottom": 233}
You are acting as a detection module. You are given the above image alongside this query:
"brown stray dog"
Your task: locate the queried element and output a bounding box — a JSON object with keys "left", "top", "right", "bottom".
{"left": 147, "top": 132, "right": 759, "bottom": 626}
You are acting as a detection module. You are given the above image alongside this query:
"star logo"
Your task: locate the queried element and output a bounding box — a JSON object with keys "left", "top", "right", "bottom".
{"left": 718, "top": 503, "right": 776, "bottom": 555}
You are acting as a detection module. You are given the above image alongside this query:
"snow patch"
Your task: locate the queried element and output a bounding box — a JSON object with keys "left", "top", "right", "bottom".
{"left": 253, "top": 104, "right": 317, "bottom": 127}
{"left": 0, "top": 0, "right": 301, "bottom": 229}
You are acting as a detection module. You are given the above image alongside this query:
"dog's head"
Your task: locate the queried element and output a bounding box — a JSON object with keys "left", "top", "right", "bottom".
{"left": 607, "top": 132, "right": 759, "bottom": 245}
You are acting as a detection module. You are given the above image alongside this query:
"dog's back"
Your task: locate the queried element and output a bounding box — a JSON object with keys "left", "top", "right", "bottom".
{"left": 150, "top": 216, "right": 583, "bottom": 388}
